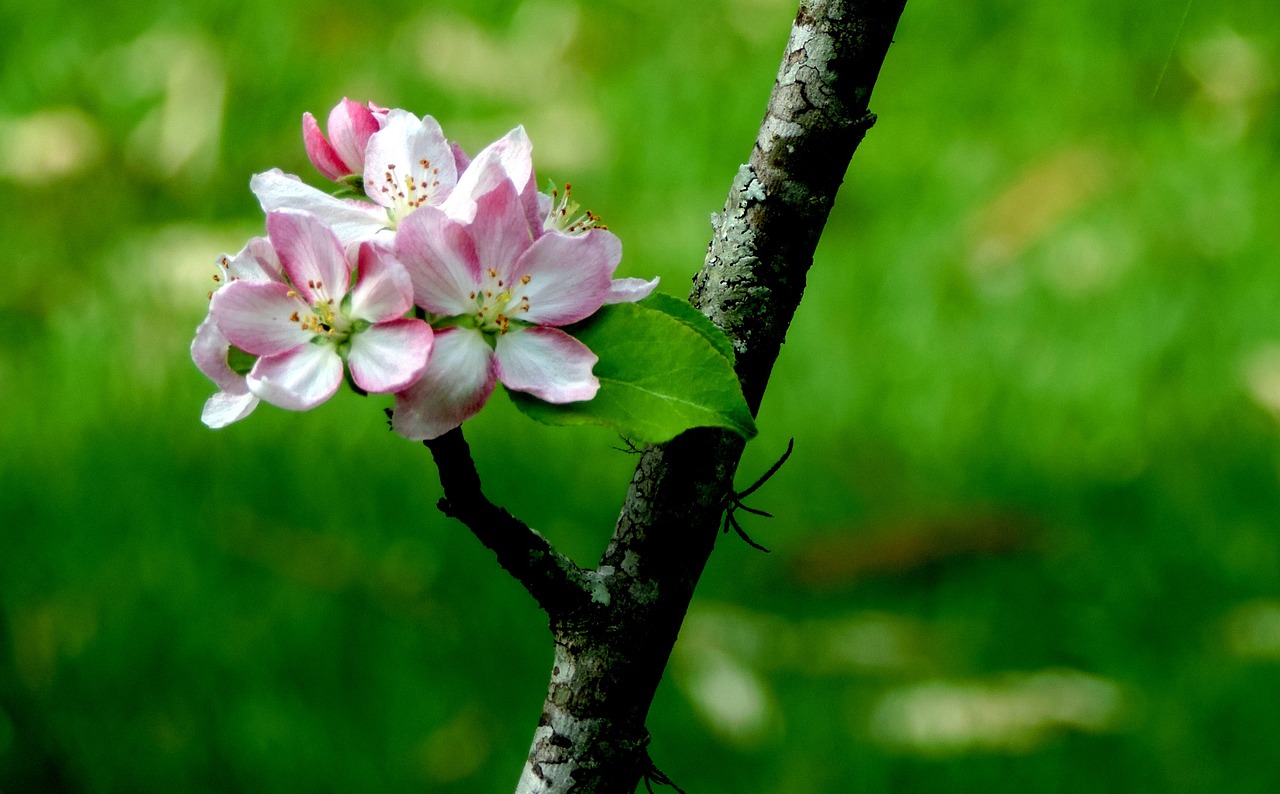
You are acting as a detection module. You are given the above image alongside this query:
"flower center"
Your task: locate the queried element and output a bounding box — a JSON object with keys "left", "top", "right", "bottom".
{"left": 368, "top": 159, "right": 442, "bottom": 226}
{"left": 288, "top": 287, "right": 353, "bottom": 342}
{"left": 471, "top": 268, "right": 533, "bottom": 336}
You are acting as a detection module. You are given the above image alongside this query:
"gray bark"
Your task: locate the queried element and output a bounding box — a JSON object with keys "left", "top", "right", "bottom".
{"left": 430, "top": 2, "right": 909, "bottom": 792}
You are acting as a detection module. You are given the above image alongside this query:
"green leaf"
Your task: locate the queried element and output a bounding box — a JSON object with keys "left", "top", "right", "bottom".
{"left": 508, "top": 301, "right": 756, "bottom": 444}
{"left": 638, "top": 292, "right": 737, "bottom": 362}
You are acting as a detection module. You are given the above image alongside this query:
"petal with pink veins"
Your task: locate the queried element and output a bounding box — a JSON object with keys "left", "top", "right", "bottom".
{"left": 210, "top": 281, "right": 314, "bottom": 356}
{"left": 394, "top": 207, "right": 481, "bottom": 316}
{"left": 350, "top": 243, "right": 414, "bottom": 321}
{"left": 469, "top": 179, "right": 534, "bottom": 285}
{"left": 247, "top": 343, "right": 344, "bottom": 411}
{"left": 251, "top": 169, "right": 389, "bottom": 245}
{"left": 267, "top": 210, "right": 351, "bottom": 305}
{"left": 509, "top": 228, "right": 618, "bottom": 326}
{"left": 348, "top": 318, "right": 434, "bottom": 393}
{"left": 303, "top": 112, "right": 350, "bottom": 181}
{"left": 326, "top": 98, "right": 379, "bottom": 176}
{"left": 443, "top": 126, "right": 536, "bottom": 224}
{"left": 392, "top": 327, "right": 496, "bottom": 440}
{"left": 495, "top": 326, "right": 599, "bottom": 403}
{"left": 223, "top": 236, "right": 283, "bottom": 283}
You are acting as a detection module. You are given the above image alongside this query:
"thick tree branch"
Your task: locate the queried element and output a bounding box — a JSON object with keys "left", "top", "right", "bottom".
{"left": 516, "top": 1, "right": 909, "bottom": 792}
{"left": 424, "top": 428, "right": 595, "bottom": 619}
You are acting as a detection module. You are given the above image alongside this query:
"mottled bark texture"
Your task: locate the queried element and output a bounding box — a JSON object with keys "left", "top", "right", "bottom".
{"left": 427, "top": 2, "right": 907, "bottom": 792}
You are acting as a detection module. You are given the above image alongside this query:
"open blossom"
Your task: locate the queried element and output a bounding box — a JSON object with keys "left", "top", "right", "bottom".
{"left": 191, "top": 237, "right": 284, "bottom": 428}
{"left": 252, "top": 114, "right": 541, "bottom": 247}
{"left": 389, "top": 178, "right": 656, "bottom": 440}
{"left": 209, "top": 210, "right": 433, "bottom": 412}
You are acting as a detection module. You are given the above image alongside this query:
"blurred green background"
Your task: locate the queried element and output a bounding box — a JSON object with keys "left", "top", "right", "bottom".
{"left": 3, "top": 0, "right": 1279, "bottom": 791}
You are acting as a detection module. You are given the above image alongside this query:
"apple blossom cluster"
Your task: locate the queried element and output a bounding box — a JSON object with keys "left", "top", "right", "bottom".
{"left": 193, "top": 99, "right": 657, "bottom": 440}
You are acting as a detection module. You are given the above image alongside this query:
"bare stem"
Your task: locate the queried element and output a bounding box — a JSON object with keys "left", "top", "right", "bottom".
{"left": 423, "top": 428, "right": 594, "bottom": 619}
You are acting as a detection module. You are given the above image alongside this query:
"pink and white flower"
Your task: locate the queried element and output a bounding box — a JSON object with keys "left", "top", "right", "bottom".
{"left": 302, "top": 98, "right": 381, "bottom": 182}
{"left": 192, "top": 237, "right": 285, "bottom": 428}
{"left": 390, "top": 177, "right": 655, "bottom": 440}
{"left": 209, "top": 210, "right": 433, "bottom": 412}
{"left": 251, "top": 116, "right": 542, "bottom": 248}
{"left": 253, "top": 110, "right": 458, "bottom": 245}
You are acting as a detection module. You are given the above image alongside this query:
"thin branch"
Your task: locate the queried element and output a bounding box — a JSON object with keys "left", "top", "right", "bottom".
{"left": 736, "top": 438, "right": 794, "bottom": 501}
{"left": 423, "top": 427, "right": 593, "bottom": 618}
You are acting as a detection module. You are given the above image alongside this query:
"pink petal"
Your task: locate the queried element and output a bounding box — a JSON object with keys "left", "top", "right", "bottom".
{"left": 393, "top": 206, "right": 481, "bottom": 316}
{"left": 443, "top": 126, "right": 535, "bottom": 224}
{"left": 202, "top": 390, "right": 259, "bottom": 429}
{"left": 450, "top": 141, "right": 471, "bottom": 173}
{"left": 469, "top": 178, "right": 533, "bottom": 285}
{"left": 494, "top": 326, "right": 599, "bottom": 403}
{"left": 210, "top": 280, "right": 314, "bottom": 356}
{"left": 191, "top": 316, "right": 245, "bottom": 392}
{"left": 191, "top": 319, "right": 261, "bottom": 427}
{"left": 392, "top": 327, "right": 496, "bottom": 440}
{"left": 348, "top": 318, "right": 433, "bottom": 393}
{"left": 266, "top": 210, "right": 352, "bottom": 305}
{"left": 349, "top": 242, "right": 414, "bottom": 321}
{"left": 327, "top": 98, "right": 379, "bottom": 176}
{"left": 507, "top": 228, "right": 619, "bottom": 326}
{"left": 247, "top": 343, "right": 343, "bottom": 411}
{"left": 251, "top": 169, "right": 389, "bottom": 245}
{"left": 303, "top": 111, "right": 350, "bottom": 181}
{"left": 362, "top": 110, "right": 457, "bottom": 212}
{"left": 605, "top": 276, "right": 660, "bottom": 304}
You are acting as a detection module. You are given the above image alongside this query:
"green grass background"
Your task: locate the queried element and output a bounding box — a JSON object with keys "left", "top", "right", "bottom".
{"left": 3, "top": 0, "right": 1279, "bottom": 791}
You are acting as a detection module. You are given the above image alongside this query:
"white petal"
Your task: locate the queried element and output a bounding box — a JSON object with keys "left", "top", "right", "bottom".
{"left": 494, "top": 326, "right": 598, "bottom": 403}
{"left": 222, "top": 236, "right": 283, "bottom": 283}
{"left": 392, "top": 328, "right": 496, "bottom": 440}
{"left": 347, "top": 318, "right": 433, "bottom": 393}
{"left": 247, "top": 343, "right": 343, "bottom": 411}
{"left": 362, "top": 111, "right": 457, "bottom": 213}
{"left": 605, "top": 276, "right": 660, "bottom": 304}
{"left": 201, "top": 390, "right": 259, "bottom": 428}
{"left": 251, "top": 169, "right": 388, "bottom": 245}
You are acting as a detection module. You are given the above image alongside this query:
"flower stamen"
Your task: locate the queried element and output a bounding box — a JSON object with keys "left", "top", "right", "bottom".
{"left": 544, "top": 182, "right": 607, "bottom": 235}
